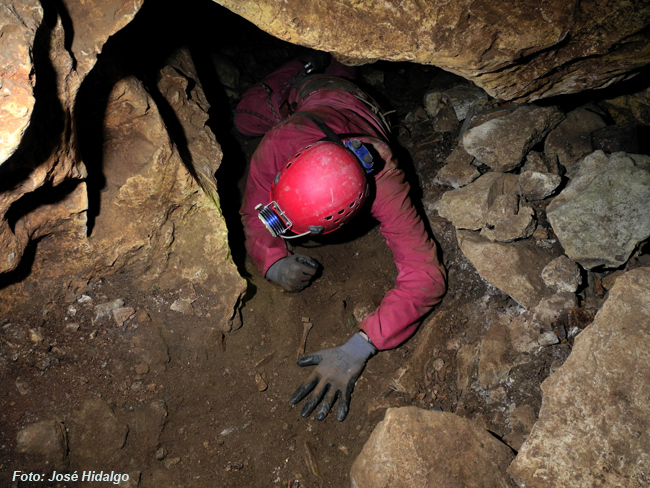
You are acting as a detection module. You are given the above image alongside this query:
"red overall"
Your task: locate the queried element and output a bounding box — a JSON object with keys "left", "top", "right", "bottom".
{"left": 236, "top": 60, "right": 446, "bottom": 350}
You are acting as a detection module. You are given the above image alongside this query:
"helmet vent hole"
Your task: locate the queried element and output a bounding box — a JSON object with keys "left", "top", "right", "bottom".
{"left": 338, "top": 209, "right": 345, "bottom": 215}
{"left": 324, "top": 216, "right": 333, "bottom": 221}
{"left": 349, "top": 202, "right": 355, "bottom": 207}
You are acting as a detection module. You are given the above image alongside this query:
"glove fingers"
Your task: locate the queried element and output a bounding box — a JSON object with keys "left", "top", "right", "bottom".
{"left": 296, "top": 354, "right": 323, "bottom": 367}
{"left": 289, "top": 375, "right": 319, "bottom": 404}
{"left": 316, "top": 388, "right": 339, "bottom": 421}
{"left": 301, "top": 383, "right": 329, "bottom": 418}
{"left": 336, "top": 376, "right": 358, "bottom": 422}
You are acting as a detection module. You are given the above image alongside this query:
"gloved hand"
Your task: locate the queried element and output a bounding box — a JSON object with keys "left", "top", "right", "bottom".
{"left": 265, "top": 254, "right": 319, "bottom": 292}
{"left": 290, "top": 332, "right": 377, "bottom": 421}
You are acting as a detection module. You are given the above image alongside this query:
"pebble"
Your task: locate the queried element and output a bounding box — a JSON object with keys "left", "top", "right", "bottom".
{"left": 28, "top": 329, "right": 44, "bottom": 343}
{"left": 538, "top": 331, "right": 560, "bottom": 346}
{"left": 135, "top": 363, "right": 150, "bottom": 375}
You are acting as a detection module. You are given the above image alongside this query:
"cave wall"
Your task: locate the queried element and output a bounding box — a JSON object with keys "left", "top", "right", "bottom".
{"left": 0, "top": 0, "right": 245, "bottom": 325}
{"left": 214, "top": 0, "right": 650, "bottom": 101}
{"left": 1, "top": 0, "right": 649, "bottom": 317}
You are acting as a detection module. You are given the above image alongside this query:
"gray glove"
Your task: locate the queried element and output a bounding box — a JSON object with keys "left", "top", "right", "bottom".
{"left": 265, "top": 254, "right": 319, "bottom": 292}
{"left": 290, "top": 332, "right": 377, "bottom": 421}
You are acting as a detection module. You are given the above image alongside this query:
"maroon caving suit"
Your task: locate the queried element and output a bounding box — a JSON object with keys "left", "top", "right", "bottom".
{"left": 235, "top": 59, "right": 447, "bottom": 350}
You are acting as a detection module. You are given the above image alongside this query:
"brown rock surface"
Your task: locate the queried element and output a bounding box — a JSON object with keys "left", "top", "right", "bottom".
{"left": 350, "top": 407, "right": 515, "bottom": 488}
{"left": 215, "top": 0, "right": 650, "bottom": 101}
{"left": 509, "top": 267, "right": 650, "bottom": 487}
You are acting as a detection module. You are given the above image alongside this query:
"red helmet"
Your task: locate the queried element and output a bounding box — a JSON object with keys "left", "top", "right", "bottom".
{"left": 256, "top": 141, "right": 369, "bottom": 237}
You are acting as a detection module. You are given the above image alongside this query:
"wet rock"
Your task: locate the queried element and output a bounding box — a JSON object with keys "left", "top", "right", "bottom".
{"left": 462, "top": 106, "right": 565, "bottom": 172}
{"left": 434, "top": 145, "right": 480, "bottom": 188}
{"left": 457, "top": 230, "right": 555, "bottom": 309}
{"left": 16, "top": 420, "right": 68, "bottom": 471}
{"left": 69, "top": 398, "right": 129, "bottom": 467}
{"left": 478, "top": 324, "right": 512, "bottom": 389}
{"left": 350, "top": 407, "right": 515, "bottom": 488}
{"left": 541, "top": 256, "right": 582, "bottom": 293}
{"left": 547, "top": 150, "right": 650, "bottom": 269}
{"left": 544, "top": 106, "right": 607, "bottom": 170}
{"left": 509, "top": 267, "right": 650, "bottom": 487}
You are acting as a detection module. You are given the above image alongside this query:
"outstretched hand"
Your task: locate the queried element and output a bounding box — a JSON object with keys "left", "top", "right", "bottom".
{"left": 290, "top": 333, "right": 376, "bottom": 421}
{"left": 265, "top": 254, "right": 319, "bottom": 292}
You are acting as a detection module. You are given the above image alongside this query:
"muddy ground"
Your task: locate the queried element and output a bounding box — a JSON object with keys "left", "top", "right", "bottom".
{"left": 0, "top": 4, "right": 603, "bottom": 488}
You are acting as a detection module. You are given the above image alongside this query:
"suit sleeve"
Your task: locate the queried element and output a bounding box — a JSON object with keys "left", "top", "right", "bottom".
{"left": 239, "top": 132, "right": 292, "bottom": 277}
{"left": 359, "top": 141, "right": 447, "bottom": 350}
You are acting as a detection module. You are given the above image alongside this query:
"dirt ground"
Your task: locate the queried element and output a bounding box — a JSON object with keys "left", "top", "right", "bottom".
{"left": 0, "top": 3, "right": 604, "bottom": 488}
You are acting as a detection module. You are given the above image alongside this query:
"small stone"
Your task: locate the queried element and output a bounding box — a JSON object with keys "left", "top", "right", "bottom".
{"left": 164, "top": 456, "right": 181, "bottom": 468}
{"left": 538, "top": 331, "right": 560, "bottom": 346}
{"left": 94, "top": 299, "right": 125, "bottom": 324}
{"left": 255, "top": 373, "right": 268, "bottom": 392}
{"left": 542, "top": 256, "right": 582, "bottom": 293}
{"left": 65, "top": 323, "right": 80, "bottom": 332}
{"left": 432, "top": 358, "right": 445, "bottom": 371}
{"left": 156, "top": 446, "right": 168, "bottom": 460}
{"left": 28, "top": 329, "right": 44, "bottom": 343}
{"left": 15, "top": 377, "right": 30, "bottom": 395}
{"left": 113, "top": 307, "right": 136, "bottom": 326}
{"left": 136, "top": 310, "right": 152, "bottom": 323}
{"left": 135, "top": 363, "right": 150, "bottom": 375}
{"left": 170, "top": 299, "right": 194, "bottom": 315}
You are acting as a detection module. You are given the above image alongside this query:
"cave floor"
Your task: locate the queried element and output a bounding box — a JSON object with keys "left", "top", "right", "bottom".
{"left": 0, "top": 62, "right": 574, "bottom": 488}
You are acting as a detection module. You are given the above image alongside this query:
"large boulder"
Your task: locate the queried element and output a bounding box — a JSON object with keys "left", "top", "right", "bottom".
{"left": 547, "top": 150, "right": 650, "bottom": 269}
{"left": 351, "top": 407, "right": 515, "bottom": 488}
{"left": 508, "top": 267, "right": 650, "bottom": 487}
{"left": 215, "top": 0, "right": 650, "bottom": 101}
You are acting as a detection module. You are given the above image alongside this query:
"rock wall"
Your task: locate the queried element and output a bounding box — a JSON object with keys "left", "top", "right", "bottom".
{"left": 0, "top": 0, "right": 245, "bottom": 326}
{"left": 213, "top": 0, "right": 650, "bottom": 101}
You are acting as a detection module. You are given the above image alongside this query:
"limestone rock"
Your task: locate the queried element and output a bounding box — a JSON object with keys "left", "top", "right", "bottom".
{"left": 218, "top": 0, "right": 650, "bottom": 102}
{"left": 544, "top": 107, "right": 607, "bottom": 170}
{"left": 0, "top": 0, "right": 42, "bottom": 166}
{"left": 435, "top": 145, "right": 480, "bottom": 188}
{"left": 456, "top": 343, "right": 479, "bottom": 390}
{"left": 439, "top": 172, "right": 535, "bottom": 242}
{"left": 16, "top": 420, "right": 68, "bottom": 471}
{"left": 69, "top": 398, "right": 129, "bottom": 467}
{"left": 478, "top": 324, "right": 512, "bottom": 389}
{"left": 546, "top": 150, "right": 650, "bottom": 269}
{"left": 508, "top": 267, "right": 650, "bottom": 487}
{"left": 541, "top": 256, "right": 582, "bottom": 293}
{"left": 440, "top": 173, "right": 503, "bottom": 230}
{"left": 457, "top": 230, "right": 555, "bottom": 309}
{"left": 518, "top": 171, "right": 562, "bottom": 201}
{"left": 522, "top": 151, "right": 561, "bottom": 175}
{"left": 503, "top": 404, "right": 538, "bottom": 452}
{"left": 350, "top": 407, "right": 515, "bottom": 488}
{"left": 509, "top": 292, "right": 577, "bottom": 354}
{"left": 462, "top": 105, "right": 565, "bottom": 172}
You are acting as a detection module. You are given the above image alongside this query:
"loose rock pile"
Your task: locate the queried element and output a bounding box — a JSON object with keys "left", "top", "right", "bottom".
{"left": 352, "top": 79, "right": 650, "bottom": 487}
